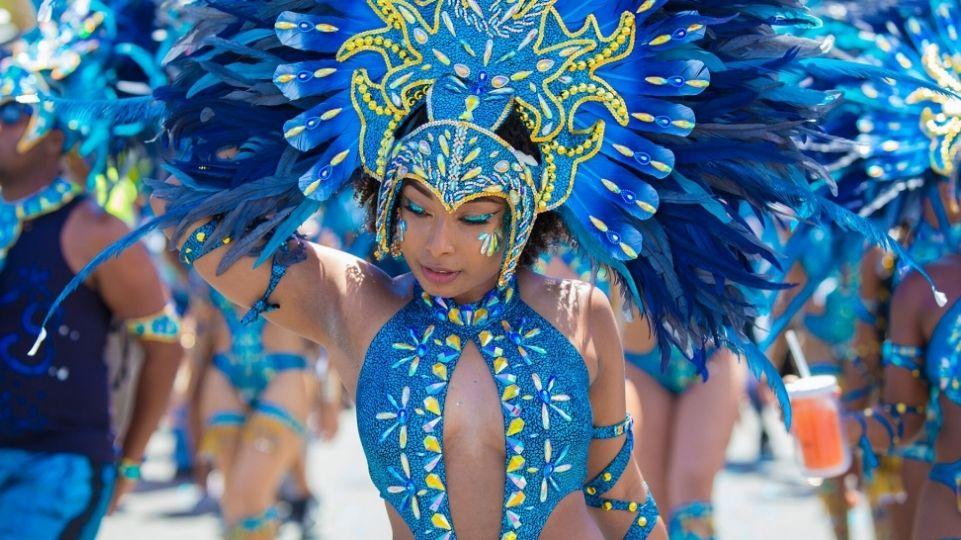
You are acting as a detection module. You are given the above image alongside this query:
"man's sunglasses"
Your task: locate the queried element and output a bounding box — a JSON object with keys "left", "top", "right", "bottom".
{"left": 0, "top": 101, "right": 33, "bottom": 125}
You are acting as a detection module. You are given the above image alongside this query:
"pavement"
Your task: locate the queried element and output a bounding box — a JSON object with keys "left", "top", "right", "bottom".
{"left": 99, "top": 403, "right": 878, "bottom": 540}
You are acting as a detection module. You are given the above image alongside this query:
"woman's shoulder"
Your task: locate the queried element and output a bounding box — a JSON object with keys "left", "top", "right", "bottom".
{"left": 518, "top": 269, "right": 618, "bottom": 381}
{"left": 518, "top": 269, "right": 614, "bottom": 325}
{"left": 895, "top": 254, "right": 961, "bottom": 309}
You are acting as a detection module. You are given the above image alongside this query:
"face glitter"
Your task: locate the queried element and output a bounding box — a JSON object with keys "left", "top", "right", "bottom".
{"left": 478, "top": 228, "right": 503, "bottom": 257}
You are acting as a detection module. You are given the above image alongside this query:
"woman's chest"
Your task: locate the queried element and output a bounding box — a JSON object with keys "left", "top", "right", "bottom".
{"left": 355, "top": 304, "right": 595, "bottom": 511}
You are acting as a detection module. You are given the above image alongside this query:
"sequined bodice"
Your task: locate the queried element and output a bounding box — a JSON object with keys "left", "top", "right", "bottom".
{"left": 356, "top": 281, "right": 593, "bottom": 539}
{"left": 928, "top": 297, "right": 961, "bottom": 407}
{"left": 211, "top": 289, "right": 269, "bottom": 364}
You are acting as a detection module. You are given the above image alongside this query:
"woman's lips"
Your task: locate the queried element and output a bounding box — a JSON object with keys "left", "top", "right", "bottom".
{"left": 421, "top": 264, "right": 461, "bottom": 285}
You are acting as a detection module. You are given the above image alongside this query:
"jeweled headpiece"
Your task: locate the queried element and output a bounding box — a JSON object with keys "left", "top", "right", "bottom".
{"left": 0, "top": 0, "right": 166, "bottom": 188}
{"left": 754, "top": 0, "right": 959, "bottom": 344}
{"left": 809, "top": 0, "right": 961, "bottom": 223}
{"left": 273, "top": 0, "right": 697, "bottom": 285}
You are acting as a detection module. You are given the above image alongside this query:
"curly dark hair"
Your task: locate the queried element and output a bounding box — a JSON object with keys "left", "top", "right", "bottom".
{"left": 353, "top": 106, "right": 570, "bottom": 268}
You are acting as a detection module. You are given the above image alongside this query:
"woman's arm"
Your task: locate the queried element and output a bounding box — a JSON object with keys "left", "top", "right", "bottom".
{"left": 149, "top": 181, "right": 395, "bottom": 353}
{"left": 584, "top": 289, "right": 667, "bottom": 539}
{"left": 845, "top": 270, "right": 931, "bottom": 452}
{"left": 844, "top": 249, "right": 886, "bottom": 410}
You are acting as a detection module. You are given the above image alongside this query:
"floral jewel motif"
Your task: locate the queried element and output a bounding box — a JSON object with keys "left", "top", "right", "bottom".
{"left": 387, "top": 453, "right": 425, "bottom": 519}
{"left": 392, "top": 325, "right": 436, "bottom": 376}
{"left": 479, "top": 228, "right": 504, "bottom": 257}
{"left": 526, "top": 374, "right": 572, "bottom": 430}
{"left": 377, "top": 386, "right": 411, "bottom": 449}
{"left": 500, "top": 318, "right": 546, "bottom": 364}
{"left": 537, "top": 439, "right": 572, "bottom": 503}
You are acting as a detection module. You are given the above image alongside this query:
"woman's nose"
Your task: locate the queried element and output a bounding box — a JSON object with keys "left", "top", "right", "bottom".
{"left": 425, "top": 217, "right": 455, "bottom": 257}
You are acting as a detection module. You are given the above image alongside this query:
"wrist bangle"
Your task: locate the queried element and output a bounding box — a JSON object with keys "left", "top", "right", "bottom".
{"left": 118, "top": 457, "right": 143, "bottom": 480}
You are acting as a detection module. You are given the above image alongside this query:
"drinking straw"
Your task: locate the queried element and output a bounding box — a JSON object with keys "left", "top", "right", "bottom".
{"left": 785, "top": 329, "right": 812, "bottom": 378}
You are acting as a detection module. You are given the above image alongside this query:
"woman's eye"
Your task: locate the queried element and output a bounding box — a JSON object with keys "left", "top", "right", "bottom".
{"left": 404, "top": 200, "right": 427, "bottom": 216}
{"left": 462, "top": 212, "right": 495, "bottom": 225}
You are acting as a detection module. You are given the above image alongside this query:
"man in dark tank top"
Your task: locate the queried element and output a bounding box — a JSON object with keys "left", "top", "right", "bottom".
{"left": 0, "top": 99, "right": 183, "bottom": 538}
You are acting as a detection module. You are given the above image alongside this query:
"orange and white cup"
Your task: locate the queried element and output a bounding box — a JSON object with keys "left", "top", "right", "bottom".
{"left": 786, "top": 375, "right": 851, "bottom": 478}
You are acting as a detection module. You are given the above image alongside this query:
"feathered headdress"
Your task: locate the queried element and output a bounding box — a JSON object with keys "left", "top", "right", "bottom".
{"left": 0, "top": 0, "right": 167, "bottom": 190}
{"left": 42, "top": 0, "right": 940, "bottom": 422}
{"left": 758, "top": 0, "right": 961, "bottom": 346}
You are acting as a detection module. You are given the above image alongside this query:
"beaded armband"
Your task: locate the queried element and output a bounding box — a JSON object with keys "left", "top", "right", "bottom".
{"left": 179, "top": 216, "right": 230, "bottom": 267}
{"left": 125, "top": 304, "right": 181, "bottom": 343}
{"left": 881, "top": 341, "right": 924, "bottom": 379}
{"left": 878, "top": 400, "right": 926, "bottom": 441}
{"left": 863, "top": 407, "right": 897, "bottom": 450}
{"left": 592, "top": 415, "right": 633, "bottom": 440}
{"left": 583, "top": 415, "right": 659, "bottom": 539}
{"left": 849, "top": 398, "right": 925, "bottom": 480}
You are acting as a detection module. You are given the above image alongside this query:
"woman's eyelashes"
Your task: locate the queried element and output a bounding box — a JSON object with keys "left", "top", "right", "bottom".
{"left": 403, "top": 198, "right": 497, "bottom": 225}
{"left": 461, "top": 212, "right": 496, "bottom": 225}
{"left": 403, "top": 199, "right": 428, "bottom": 216}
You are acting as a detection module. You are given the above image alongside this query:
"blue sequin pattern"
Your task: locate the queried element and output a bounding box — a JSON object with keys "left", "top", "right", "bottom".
{"left": 928, "top": 298, "right": 961, "bottom": 408}
{"left": 356, "top": 280, "right": 593, "bottom": 539}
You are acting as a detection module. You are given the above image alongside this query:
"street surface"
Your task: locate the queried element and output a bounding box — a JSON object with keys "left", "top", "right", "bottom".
{"left": 100, "top": 404, "right": 876, "bottom": 539}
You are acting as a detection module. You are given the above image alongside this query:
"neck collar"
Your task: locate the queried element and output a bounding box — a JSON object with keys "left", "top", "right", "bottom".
{"left": 416, "top": 277, "right": 519, "bottom": 328}
{"left": 1, "top": 177, "right": 80, "bottom": 273}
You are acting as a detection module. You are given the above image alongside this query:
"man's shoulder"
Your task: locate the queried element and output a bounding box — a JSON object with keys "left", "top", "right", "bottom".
{"left": 66, "top": 200, "right": 130, "bottom": 249}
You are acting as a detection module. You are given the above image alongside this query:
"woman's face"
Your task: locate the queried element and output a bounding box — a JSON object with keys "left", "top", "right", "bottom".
{"left": 397, "top": 179, "right": 508, "bottom": 302}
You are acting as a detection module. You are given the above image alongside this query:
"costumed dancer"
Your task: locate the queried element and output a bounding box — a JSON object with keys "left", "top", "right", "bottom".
{"left": 754, "top": 2, "right": 961, "bottom": 536}
{"left": 44, "top": 0, "right": 926, "bottom": 538}
{"left": 775, "top": 1, "right": 961, "bottom": 538}
{"left": 881, "top": 230, "right": 961, "bottom": 540}
{"left": 838, "top": 0, "right": 961, "bottom": 535}
{"left": 0, "top": 1, "right": 181, "bottom": 538}
{"left": 765, "top": 225, "right": 866, "bottom": 540}
{"left": 189, "top": 175, "right": 361, "bottom": 538}
{"left": 197, "top": 287, "right": 319, "bottom": 538}
{"left": 621, "top": 322, "right": 744, "bottom": 539}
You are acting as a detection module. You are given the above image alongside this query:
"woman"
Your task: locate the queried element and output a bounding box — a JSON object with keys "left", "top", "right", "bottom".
{"left": 759, "top": 2, "right": 961, "bottom": 537}
{"left": 622, "top": 320, "right": 744, "bottom": 540}
{"left": 196, "top": 289, "right": 318, "bottom": 536}
{"left": 170, "top": 113, "right": 664, "bottom": 539}
{"left": 42, "top": 0, "right": 885, "bottom": 537}
{"left": 849, "top": 253, "right": 961, "bottom": 539}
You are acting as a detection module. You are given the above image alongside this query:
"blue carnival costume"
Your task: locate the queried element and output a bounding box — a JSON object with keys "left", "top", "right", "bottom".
{"left": 882, "top": 299, "right": 961, "bottom": 513}
{"left": 201, "top": 288, "right": 309, "bottom": 454}
{"left": 750, "top": 1, "right": 961, "bottom": 479}
{"left": 0, "top": 2, "right": 176, "bottom": 538}
{"left": 797, "top": 1, "right": 961, "bottom": 500}
{"left": 358, "top": 278, "right": 659, "bottom": 538}
{"left": 924, "top": 298, "right": 961, "bottom": 513}
{"left": 40, "top": 0, "right": 934, "bottom": 538}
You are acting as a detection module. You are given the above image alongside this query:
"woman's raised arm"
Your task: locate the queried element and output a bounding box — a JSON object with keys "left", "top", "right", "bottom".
{"left": 150, "top": 183, "right": 395, "bottom": 353}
